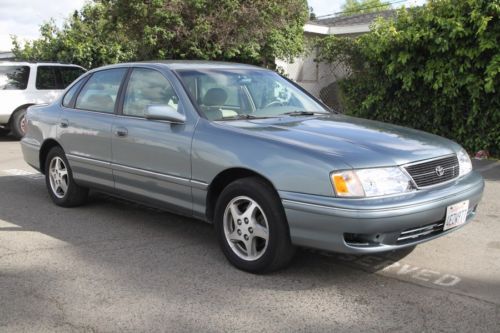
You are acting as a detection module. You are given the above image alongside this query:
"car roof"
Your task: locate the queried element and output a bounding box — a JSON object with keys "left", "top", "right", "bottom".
{"left": 91, "top": 60, "right": 264, "bottom": 72}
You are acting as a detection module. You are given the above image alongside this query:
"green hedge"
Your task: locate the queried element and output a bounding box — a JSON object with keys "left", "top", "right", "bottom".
{"left": 319, "top": 0, "right": 499, "bottom": 155}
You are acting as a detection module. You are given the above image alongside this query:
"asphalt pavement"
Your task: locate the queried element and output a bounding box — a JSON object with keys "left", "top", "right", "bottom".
{"left": 0, "top": 135, "right": 499, "bottom": 332}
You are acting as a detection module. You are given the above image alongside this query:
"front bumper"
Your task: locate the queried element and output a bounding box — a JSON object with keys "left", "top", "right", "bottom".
{"left": 280, "top": 171, "right": 484, "bottom": 254}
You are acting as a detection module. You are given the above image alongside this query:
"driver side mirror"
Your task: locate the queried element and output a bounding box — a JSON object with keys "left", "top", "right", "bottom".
{"left": 145, "top": 105, "right": 186, "bottom": 124}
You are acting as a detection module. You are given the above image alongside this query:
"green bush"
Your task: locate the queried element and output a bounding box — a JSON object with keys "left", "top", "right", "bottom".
{"left": 319, "top": 0, "right": 500, "bottom": 155}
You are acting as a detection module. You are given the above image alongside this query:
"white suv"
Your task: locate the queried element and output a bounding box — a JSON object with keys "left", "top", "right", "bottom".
{"left": 0, "top": 62, "right": 86, "bottom": 139}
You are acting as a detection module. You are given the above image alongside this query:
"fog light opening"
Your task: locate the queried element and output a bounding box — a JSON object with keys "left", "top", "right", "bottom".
{"left": 344, "top": 233, "right": 382, "bottom": 247}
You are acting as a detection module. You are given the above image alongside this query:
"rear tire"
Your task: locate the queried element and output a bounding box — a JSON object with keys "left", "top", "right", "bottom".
{"left": 10, "top": 108, "right": 27, "bottom": 139}
{"left": 45, "top": 147, "right": 88, "bottom": 207}
{"left": 214, "top": 176, "right": 296, "bottom": 273}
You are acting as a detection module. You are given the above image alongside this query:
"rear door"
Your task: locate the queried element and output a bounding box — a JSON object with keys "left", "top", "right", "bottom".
{"left": 111, "top": 67, "right": 195, "bottom": 215}
{"left": 59, "top": 67, "right": 127, "bottom": 190}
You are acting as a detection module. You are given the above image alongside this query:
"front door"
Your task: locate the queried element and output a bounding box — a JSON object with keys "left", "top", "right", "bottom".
{"left": 111, "top": 68, "right": 195, "bottom": 215}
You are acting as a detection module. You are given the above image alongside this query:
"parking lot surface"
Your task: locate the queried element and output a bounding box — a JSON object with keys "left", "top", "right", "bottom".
{"left": 0, "top": 136, "right": 499, "bottom": 332}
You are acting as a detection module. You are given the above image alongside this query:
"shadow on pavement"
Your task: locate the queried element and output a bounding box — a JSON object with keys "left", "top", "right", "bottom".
{"left": 0, "top": 134, "right": 17, "bottom": 142}
{"left": 0, "top": 174, "right": 498, "bottom": 331}
{"left": 0, "top": 174, "right": 415, "bottom": 276}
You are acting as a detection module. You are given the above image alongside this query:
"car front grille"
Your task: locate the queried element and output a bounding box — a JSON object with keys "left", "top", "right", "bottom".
{"left": 404, "top": 155, "right": 459, "bottom": 188}
{"left": 396, "top": 222, "right": 444, "bottom": 244}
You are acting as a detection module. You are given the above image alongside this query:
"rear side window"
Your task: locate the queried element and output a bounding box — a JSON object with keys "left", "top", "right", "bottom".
{"left": 75, "top": 68, "right": 127, "bottom": 113}
{"left": 62, "top": 77, "right": 86, "bottom": 107}
{"left": 0, "top": 66, "right": 30, "bottom": 90}
{"left": 36, "top": 66, "right": 58, "bottom": 90}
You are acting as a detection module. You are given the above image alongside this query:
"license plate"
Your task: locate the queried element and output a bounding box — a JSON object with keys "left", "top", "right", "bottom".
{"left": 443, "top": 200, "right": 469, "bottom": 231}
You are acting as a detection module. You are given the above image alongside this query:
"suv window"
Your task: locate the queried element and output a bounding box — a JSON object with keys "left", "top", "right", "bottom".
{"left": 0, "top": 66, "right": 30, "bottom": 90}
{"left": 123, "top": 68, "right": 179, "bottom": 117}
{"left": 36, "top": 66, "right": 58, "bottom": 90}
{"left": 59, "top": 66, "right": 85, "bottom": 87}
{"left": 75, "top": 68, "right": 126, "bottom": 113}
{"left": 36, "top": 66, "right": 86, "bottom": 90}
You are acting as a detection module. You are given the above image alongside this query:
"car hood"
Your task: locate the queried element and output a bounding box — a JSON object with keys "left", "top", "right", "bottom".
{"left": 221, "top": 114, "right": 460, "bottom": 168}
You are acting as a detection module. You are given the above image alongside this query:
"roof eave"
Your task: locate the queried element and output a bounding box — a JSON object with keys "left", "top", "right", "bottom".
{"left": 304, "top": 23, "right": 370, "bottom": 35}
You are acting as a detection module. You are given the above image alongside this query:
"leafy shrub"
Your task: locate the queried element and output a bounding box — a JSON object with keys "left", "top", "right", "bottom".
{"left": 318, "top": 0, "right": 500, "bottom": 155}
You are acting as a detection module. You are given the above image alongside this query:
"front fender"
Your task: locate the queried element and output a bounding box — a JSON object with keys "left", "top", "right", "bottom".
{"left": 191, "top": 119, "right": 347, "bottom": 197}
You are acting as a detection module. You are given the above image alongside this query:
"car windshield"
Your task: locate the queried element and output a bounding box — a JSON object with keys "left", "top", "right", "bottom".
{"left": 176, "top": 69, "right": 330, "bottom": 121}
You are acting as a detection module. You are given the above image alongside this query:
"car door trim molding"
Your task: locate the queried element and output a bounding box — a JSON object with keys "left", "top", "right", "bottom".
{"left": 67, "top": 153, "right": 208, "bottom": 190}
{"left": 112, "top": 162, "right": 191, "bottom": 186}
{"left": 112, "top": 163, "right": 208, "bottom": 189}
{"left": 190, "top": 179, "right": 209, "bottom": 189}
{"left": 67, "top": 153, "right": 111, "bottom": 167}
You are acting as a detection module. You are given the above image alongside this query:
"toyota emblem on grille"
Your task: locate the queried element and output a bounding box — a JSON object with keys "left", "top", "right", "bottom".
{"left": 435, "top": 165, "right": 445, "bottom": 176}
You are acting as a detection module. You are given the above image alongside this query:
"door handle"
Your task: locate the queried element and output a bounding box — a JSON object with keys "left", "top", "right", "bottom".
{"left": 60, "top": 119, "right": 69, "bottom": 128}
{"left": 114, "top": 127, "right": 128, "bottom": 137}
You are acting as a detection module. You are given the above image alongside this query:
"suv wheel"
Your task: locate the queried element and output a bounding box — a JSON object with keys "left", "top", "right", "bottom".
{"left": 10, "top": 108, "right": 27, "bottom": 139}
{"left": 214, "top": 177, "right": 296, "bottom": 273}
{"left": 45, "top": 147, "right": 88, "bottom": 207}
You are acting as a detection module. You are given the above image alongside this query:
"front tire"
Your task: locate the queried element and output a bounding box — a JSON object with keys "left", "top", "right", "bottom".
{"left": 45, "top": 147, "right": 88, "bottom": 207}
{"left": 10, "top": 108, "right": 27, "bottom": 139}
{"left": 214, "top": 177, "right": 296, "bottom": 273}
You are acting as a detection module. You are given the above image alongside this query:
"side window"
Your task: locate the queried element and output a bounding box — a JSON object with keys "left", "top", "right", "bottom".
{"left": 36, "top": 66, "right": 58, "bottom": 90}
{"left": 59, "top": 66, "right": 86, "bottom": 88}
{"left": 75, "top": 68, "right": 126, "bottom": 113}
{"left": 0, "top": 66, "right": 30, "bottom": 90}
{"left": 62, "top": 77, "right": 86, "bottom": 107}
{"left": 123, "top": 68, "right": 179, "bottom": 117}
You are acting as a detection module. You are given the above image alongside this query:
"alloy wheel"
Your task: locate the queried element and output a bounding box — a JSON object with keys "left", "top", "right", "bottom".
{"left": 223, "top": 196, "right": 269, "bottom": 261}
{"left": 48, "top": 157, "right": 69, "bottom": 198}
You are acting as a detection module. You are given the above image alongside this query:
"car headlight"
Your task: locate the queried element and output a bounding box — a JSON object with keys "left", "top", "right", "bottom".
{"left": 331, "top": 167, "right": 415, "bottom": 198}
{"left": 457, "top": 149, "right": 472, "bottom": 177}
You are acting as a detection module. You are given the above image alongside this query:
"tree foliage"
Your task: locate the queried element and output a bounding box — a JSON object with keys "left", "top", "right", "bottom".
{"left": 340, "top": 0, "right": 392, "bottom": 16}
{"left": 318, "top": 0, "right": 500, "bottom": 155}
{"left": 12, "top": 0, "right": 308, "bottom": 69}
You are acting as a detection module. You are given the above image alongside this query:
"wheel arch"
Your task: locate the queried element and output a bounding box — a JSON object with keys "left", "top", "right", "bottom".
{"left": 39, "top": 139, "right": 63, "bottom": 174}
{"left": 205, "top": 167, "right": 280, "bottom": 222}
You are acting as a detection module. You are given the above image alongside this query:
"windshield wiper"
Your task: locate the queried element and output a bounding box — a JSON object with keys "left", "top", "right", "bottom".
{"left": 282, "top": 111, "right": 329, "bottom": 116}
{"left": 219, "top": 114, "right": 263, "bottom": 121}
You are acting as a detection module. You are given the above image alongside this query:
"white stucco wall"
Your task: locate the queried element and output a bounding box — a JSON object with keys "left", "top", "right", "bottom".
{"left": 276, "top": 45, "right": 349, "bottom": 100}
{"left": 277, "top": 21, "right": 372, "bottom": 106}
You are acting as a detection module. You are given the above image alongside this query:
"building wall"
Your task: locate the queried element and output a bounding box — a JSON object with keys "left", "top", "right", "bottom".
{"left": 0, "top": 51, "right": 15, "bottom": 60}
{"left": 276, "top": 37, "right": 350, "bottom": 110}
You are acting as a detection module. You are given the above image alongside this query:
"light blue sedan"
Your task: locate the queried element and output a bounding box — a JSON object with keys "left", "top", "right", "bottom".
{"left": 21, "top": 61, "right": 484, "bottom": 273}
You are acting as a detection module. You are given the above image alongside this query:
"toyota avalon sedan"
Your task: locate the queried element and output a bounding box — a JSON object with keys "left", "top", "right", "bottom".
{"left": 21, "top": 61, "right": 484, "bottom": 273}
